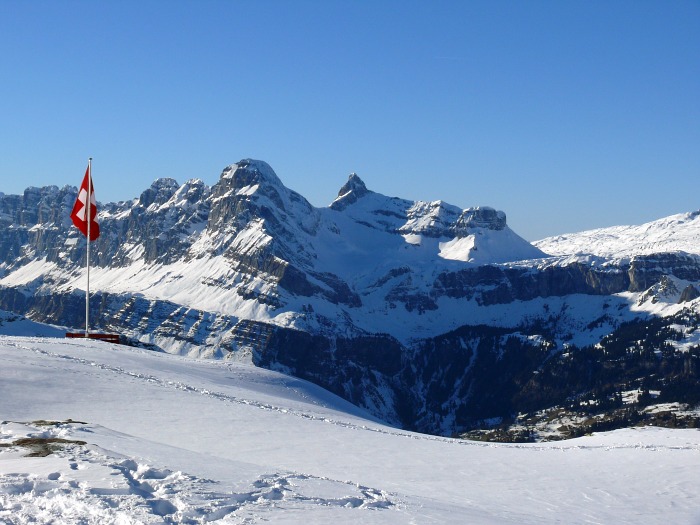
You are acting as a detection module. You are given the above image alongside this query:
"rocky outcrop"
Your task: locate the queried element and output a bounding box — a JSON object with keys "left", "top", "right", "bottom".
{"left": 454, "top": 207, "right": 506, "bottom": 232}
{"left": 432, "top": 261, "right": 630, "bottom": 305}
{"left": 123, "top": 179, "right": 211, "bottom": 265}
{"left": 0, "top": 185, "right": 77, "bottom": 269}
{"left": 330, "top": 173, "right": 368, "bottom": 210}
{"left": 679, "top": 284, "right": 700, "bottom": 303}
{"left": 628, "top": 253, "right": 700, "bottom": 292}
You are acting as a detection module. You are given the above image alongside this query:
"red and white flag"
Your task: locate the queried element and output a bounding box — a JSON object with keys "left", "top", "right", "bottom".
{"left": 70, "top": 164, "right": 100, "bottom": 241}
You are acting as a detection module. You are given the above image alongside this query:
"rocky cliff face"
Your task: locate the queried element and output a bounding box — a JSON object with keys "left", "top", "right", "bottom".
{"left": 1, "top": 159, "right": 699, "bottom": 436}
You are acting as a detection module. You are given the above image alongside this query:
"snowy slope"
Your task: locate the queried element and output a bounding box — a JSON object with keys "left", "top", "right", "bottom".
{"left": 534, "top": 210, "right": 700, "bottom": 258}
{"left": 0, "top": 310, "right": 65, "bottom": 338}
{"left": 1, "top": 336, "right": 700, "bottom": 524}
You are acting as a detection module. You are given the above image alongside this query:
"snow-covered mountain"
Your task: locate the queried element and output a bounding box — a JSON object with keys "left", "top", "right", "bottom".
{"left": 2, "top": 336, "right": 699, "bottom": 525}
{"left": 0, "top": 160, "right": 546, "bottom": 338}
{"left": 0, "top": 158, "right": 554, "bottom": 354}
{"left": 1, "top": 159, "right": 699, "bottom": 437}
{"left": 534, "top": 211, "right": 700, "bottom": 259}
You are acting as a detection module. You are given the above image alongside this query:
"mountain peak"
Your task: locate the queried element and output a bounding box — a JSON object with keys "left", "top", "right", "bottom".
{"left": 138, "top": 178, "right": 179, "bottom": 208}
{"left": 340, "top": 173, "right": 367, "bottom": 195}
{"left": 220, "top": 159, "right": 283, "bottom": 190}
{"left": 330, "top": 173, "right": 370, "bottom": 211}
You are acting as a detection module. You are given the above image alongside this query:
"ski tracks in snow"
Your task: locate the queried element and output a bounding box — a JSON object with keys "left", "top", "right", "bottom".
{"left": 6, "top": 339, "right": 700, "bottom": 455}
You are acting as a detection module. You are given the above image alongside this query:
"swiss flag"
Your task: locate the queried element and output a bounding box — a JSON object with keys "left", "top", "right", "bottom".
{"left": 70, "top": 164, "right": 100, "bottom": 241}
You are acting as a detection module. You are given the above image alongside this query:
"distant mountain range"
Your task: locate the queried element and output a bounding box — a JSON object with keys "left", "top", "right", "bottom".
{"left": 535, "top": 210, "right": 700, "bottom": 258}
{"left": 1, "top": 159, "right": 699, "bottom": 439}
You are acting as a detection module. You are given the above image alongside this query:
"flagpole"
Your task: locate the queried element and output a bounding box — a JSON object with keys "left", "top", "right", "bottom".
{"left": 85, "top": 157, "right": 92, "bottom": 337}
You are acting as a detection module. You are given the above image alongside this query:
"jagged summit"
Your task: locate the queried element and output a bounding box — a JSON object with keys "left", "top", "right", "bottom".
{"left": 342, "top": 173, "right": 367, "bottom": 194}
{"left": 209, "top": 158, "right": 318, "bottom": 243}
{"left": 138, "top": 178, "right": 180, "bottom": 208}
{"left": 330, "top": 173, "right": 369, "bottom": 210}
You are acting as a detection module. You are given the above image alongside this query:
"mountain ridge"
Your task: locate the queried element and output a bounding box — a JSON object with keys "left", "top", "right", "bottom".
{"left": 1, "top": 158, "right": 699, "bottom": 437}
{"left": 534, "top": 210, "right": 700, "bottom": 258}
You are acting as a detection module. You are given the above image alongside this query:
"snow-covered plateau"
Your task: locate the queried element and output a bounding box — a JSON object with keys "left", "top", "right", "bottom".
{"left": 534, "top": 211, "right": 700, "bottom": 259}
{"left": 1, "top": 336, "right": 699, "bottom": 525}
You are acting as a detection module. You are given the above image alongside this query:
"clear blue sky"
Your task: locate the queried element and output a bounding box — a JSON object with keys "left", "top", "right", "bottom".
{"left": 1, "top": 0, "right": 698, "bottom": 240}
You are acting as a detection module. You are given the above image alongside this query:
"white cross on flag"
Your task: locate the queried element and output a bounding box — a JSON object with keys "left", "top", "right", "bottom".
{"left": 70, "top": 164, "right": 100, "bottom": 241}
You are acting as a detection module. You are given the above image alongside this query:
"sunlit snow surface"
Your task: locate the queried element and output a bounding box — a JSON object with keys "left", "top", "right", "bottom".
{"left": 1, "top": 337, "right": 699, "bottom": 524}
{"left": 534, "top": 211, "right": 700, "bottom": 258}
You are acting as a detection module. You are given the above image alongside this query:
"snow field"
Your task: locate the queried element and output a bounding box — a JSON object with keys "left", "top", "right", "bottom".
{"left": 534, "top": 210, "right": 700, "bottom": 258}
{"left": 0, "top": 420, "right": 393, "bottom": 524}
{"left": 1, "top": 336, "right": 699, "bottom": 524}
